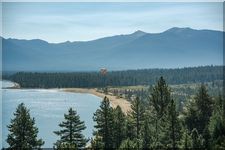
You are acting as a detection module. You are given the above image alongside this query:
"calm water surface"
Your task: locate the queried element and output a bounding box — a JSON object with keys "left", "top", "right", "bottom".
{"left": 1, "top": 81, "right": 101, "bottom": 148}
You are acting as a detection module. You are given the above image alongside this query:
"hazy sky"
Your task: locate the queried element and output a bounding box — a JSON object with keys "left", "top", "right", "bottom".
{"left": 2, "top": 2, "right": 223, "bottom": 43}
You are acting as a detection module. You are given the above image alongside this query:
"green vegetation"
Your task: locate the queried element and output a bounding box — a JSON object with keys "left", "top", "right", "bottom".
{"left": 6, "top": 103, "right": 44, "bottom": 149}
{"left": 92, "top": 97, "right": 114, "bottom": 149}
{"left": 5, "top": 76, "right": 225, "bottom": 149}
{"left": 112, "top": 106, "right": 126, "bottom": 148}
{"left": 4, "top": 65, "right": 223, "bottom": 88}
{"left": 91, "top": 77, "right": 225, "bottom": 149}
{"left": 108, "top": 80, "right": 222, "bottom": 114}
{"left": 54, "top": 108, "right": 88, "bottom": 149}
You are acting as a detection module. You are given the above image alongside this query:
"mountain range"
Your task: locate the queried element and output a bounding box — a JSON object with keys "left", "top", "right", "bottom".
{"left": 2, "top": 27, "right": 223, "bottom": 72}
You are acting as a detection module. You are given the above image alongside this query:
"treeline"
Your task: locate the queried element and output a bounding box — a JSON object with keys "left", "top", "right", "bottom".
{"left": 4, "top": 77, "right": 225, "bottom": 149}
{"left": 90, "top": 77, "right": 225, "bottom": 149}
{"left": 4, "top": 65, "right": 223, "bottom": 88}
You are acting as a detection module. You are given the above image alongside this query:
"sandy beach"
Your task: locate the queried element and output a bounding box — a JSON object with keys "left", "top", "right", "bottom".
{"left": 63, "top": 88, "right": 131, "bottom": 114}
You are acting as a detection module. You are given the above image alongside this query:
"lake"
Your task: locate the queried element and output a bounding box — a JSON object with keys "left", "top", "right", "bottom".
{"left": 1, "top": 81, "right": 101, "bottom": 148}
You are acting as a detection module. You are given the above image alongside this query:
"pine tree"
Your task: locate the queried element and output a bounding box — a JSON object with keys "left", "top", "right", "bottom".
{"left": 141, "top": 112, "right": 152, "bottom": 149}
{"left": 129, "top": 96, "right": 145, "bottom": 149}
{"left": 6, "top": 103, "right": 44, "bottom": 149}
{"left": 163, "top": 99, "right": 181, "bottom": 149}
{"left": 125, "top": 116, "right": 136, "bottom": 140}
{"left": 195, "top": 84, "right": 213, "bottom": 133}
{"left": 93, "top": 96, "right": 114, "bottom": 149}
{"left": 149, "top": 76, "right": 171, "bottom": 148}
{"left": 54, "top": 108, "right": 88, "bottom": 149}
{"left": 112, "top": 106, "right": 126, "bottom": 149}
{"left": 208, "top": 94, "right": 225, "bottom": 149}
{"left": 151, "top": 76, "right": 171, "bottom": 118}
{"left": 185, "top": 84, "right": 213, "bottom": 134}
{"left": 183, "top": 99, "right": 198, "bottom": 132}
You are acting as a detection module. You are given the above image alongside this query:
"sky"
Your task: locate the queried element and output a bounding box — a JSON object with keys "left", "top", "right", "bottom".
{"left": 2, "top": 2, "right": 223, "bottom": 43}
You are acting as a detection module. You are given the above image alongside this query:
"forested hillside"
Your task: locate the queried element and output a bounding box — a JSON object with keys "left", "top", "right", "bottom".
{"left": 90, "top": 77, "right": 225, "bottom": 149}
{"left": 5, "top": 77, "right": 225, "bottom": 149}
{"left": 4, "top": 65, "right": 223, "bottom": 88}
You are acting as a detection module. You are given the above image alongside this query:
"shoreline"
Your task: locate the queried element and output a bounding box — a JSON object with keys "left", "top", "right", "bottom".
{"left": 62, "top": 88, "right": 131, "bottom": 114}
{"left": 2, "top": 80, "right": 131, "bottom": 114}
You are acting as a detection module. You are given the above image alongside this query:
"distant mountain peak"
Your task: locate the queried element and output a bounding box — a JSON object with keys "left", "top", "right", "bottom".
{"left": 31, "top": 39, "right": 49, "bottom": 43}
{"left": 131, "top": 30, "right": 147, "bottom": 37}
{"left": 165, "top": 27, "right": 194, "bottom": 33}
{"left": 62, "top": 40, "right": 72, "bottom": 44}
{"left": 3, "top": 27, "right": 222, "bottom": 71}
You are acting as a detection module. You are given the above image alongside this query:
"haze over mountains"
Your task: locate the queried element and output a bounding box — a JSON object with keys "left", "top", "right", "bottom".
{"left": 2, "top": 27, "right": 223, "bottom": 72}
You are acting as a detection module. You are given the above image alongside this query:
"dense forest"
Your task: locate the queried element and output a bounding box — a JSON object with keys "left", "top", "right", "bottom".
{"left": 4, "top": 77, "right": 225, "bottom": 149}
{"left": 3, "top": 65, "right": 223, "bottom": 88}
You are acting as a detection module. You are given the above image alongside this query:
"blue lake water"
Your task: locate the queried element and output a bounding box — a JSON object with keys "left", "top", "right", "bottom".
{"left": 1, "top": 81, "right": 101, "bottom": 148}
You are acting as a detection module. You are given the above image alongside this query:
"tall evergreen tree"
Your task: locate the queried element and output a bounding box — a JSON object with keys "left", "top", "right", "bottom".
{"left": 129, "top": 96, "right": 145, "bottom": 149}
{"left": 54, "top": 108, "right": 88, "bottom": 149}
{"left": 112, "top": 106, "right": 126, "bottom": 149}
{"left": 185, "top": 84, "right": 213, "bottom": 134}
{"left": 141, "top": 112, "right": 152, "bottom": 149}
{"left": 149, "top": 76, "right": 171, "bottom": 148}
{"left": 125, "top": 116, "right": 136, "bottom": 140}
{"left": 93, "top": 96, "right": 114, "bottom": 149}
{"left": 208, "top": 94, "right": 225, "bottom": 149}
{"left": 6, "top": 103, "right": 44, "bottom": 149}
{"left": 151, "top": 77, "right": 171, "bottom": 118}
{"left": 195, "top": 84, "right": 213, "bottom": 133}
{"left": 183, "top": 99, "right": 198, "bottom": 132}
{"left": 163, "top": 99, "right": 181, "bottom": 149}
